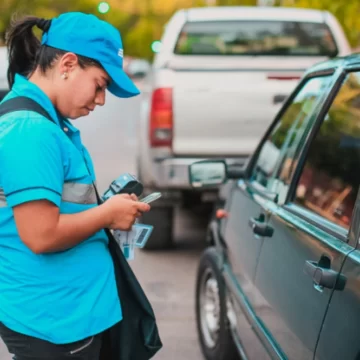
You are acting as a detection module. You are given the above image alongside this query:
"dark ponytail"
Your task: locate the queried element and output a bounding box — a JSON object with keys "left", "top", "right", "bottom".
{"left": 5, "top": 14, "right": 102, "bottom": 89}
{"left": 5, "top": 15, "right": 52, "bottom": 88}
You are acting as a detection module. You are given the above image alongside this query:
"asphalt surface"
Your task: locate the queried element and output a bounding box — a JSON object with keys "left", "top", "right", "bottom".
{"left": 0, "top": 91, "right": 206, "bottom": 360}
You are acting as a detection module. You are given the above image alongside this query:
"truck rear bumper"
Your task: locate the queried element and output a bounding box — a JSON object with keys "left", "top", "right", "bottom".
{"left": 152, "top": 156, "right": 247, "bottom": 189}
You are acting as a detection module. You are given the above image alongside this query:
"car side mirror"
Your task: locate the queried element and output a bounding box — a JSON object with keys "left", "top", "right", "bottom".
{"left": 188, "top": 160, "right": 245, "bottom": 188}
{"left": 189, "top": 160, "right": 227, "bottom": 188}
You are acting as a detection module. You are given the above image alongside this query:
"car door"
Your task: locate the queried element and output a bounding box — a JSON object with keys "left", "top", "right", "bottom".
{"left": 315, "top": 220, "right": 360, "bottom": 360}
{"left": 253, "top": 69, "right": 360, "bottom": 359}
{"left": 313, "top": 68, "right": 360, "bottom": 360}
{"left": 221, "top": 72, "right": 336, "bottom": 359}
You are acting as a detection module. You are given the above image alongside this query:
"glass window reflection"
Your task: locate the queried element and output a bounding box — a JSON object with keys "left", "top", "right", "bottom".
{"left": 251, "top": 76, "right": 332, "bottom": 193}
{"left": 295, "top": 72, "right": 360, "bottom": 228}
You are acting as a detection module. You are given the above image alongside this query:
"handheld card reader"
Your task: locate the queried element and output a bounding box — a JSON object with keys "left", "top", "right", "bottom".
{"left": 102, "top": 173, "right": 143, "bottom": 201}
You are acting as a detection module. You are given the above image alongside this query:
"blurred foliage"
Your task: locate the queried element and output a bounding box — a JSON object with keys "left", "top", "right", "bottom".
{"left": 282, "top": 0, "right": 360, "bottom": 50}
{"left": 0, "top": 0, "right": 359, "bottom": 60}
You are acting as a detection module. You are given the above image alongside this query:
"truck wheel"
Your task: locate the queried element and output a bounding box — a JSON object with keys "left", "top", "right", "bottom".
{"left": 140, "top": 206, "right": 174, "bottom": 250}
{"left": 196, "top": 248, "right": 240, "bottom": 360}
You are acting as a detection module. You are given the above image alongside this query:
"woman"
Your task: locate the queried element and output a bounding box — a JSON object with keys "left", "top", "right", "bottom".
{"left": 0, "top": 12, "right": 150, "bottom": 360}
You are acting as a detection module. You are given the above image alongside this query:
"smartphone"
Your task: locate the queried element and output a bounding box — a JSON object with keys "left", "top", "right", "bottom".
{"left": 140, "top": 192, "right": 162, "bottom": 204}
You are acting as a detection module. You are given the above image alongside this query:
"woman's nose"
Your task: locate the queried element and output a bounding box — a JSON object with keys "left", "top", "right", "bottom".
{"left": 95, "top": 91, "right": 106, "bottom": 106}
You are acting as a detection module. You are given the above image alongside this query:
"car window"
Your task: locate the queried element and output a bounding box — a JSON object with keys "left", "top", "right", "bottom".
{"left": 250, "top": 75, "right": 333, "bottom": 193}
{"left": 294, "top": 71, "right": 360, "bottom": 229}
{"left": 174, "top": 21, "right": 338, "bottom": 56}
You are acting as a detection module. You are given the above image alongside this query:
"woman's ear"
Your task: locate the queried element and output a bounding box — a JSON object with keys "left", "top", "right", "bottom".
{"left": 58, "top": 52, "right": 79, "bottom": 76}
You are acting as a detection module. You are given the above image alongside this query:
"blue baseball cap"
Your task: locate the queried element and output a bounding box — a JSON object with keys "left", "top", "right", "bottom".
{"left": 41, "top": 12, "right": 140, "bottom": 98}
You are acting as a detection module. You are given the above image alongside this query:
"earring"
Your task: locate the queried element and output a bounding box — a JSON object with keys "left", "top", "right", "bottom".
{"left": 61, "top": 72, "right": 68, "bottom": 80}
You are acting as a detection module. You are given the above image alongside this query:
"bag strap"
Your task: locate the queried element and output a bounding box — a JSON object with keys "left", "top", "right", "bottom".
{"left": 0, "top": 96, "right": 54, "bottom": 123}
{"left": 0, "top": 95, "right": 100, "bottom": 196}
{"left": 93, "top": 184, "right": 104, "bottom": 205}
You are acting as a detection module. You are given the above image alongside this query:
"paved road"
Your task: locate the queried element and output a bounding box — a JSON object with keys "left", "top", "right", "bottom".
{"left": 0, "top": 91, "right": 206, "bottom": 360}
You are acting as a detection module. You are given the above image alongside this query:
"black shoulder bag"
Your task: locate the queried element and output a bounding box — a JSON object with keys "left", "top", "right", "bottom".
{"left": 0, "top": 96, "right": 163, "bottom": 360}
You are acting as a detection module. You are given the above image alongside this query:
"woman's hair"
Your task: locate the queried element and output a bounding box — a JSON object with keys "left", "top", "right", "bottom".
{"left": 5, "top": 15, "right": 102, "bottom": 88}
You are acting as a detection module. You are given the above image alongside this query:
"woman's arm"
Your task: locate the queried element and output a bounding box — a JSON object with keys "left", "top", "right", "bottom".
{"left": 13, "top": 195, "right": 150, "bottom": 254}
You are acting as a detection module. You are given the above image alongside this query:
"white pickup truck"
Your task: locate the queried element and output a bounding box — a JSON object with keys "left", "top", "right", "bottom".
{"left": 137, "top": 6, "right": 351, "bottom": 249}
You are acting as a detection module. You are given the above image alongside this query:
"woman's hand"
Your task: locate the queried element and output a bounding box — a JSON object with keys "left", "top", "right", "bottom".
{"left": 103, "top": 194, "right": 150, "bottom": 231}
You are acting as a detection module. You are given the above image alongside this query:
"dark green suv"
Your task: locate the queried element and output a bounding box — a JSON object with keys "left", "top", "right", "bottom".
{"left": 189, "top": 54, "right": 360, "bottom": 360}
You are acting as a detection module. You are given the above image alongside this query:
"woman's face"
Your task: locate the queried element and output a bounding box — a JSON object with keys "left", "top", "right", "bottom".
{"left": 55, "top": 54, "right": 111, "bottom": 119}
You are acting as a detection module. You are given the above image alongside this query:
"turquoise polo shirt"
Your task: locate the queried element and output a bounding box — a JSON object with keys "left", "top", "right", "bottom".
{"left": 0, "top": 74, "right": 122, "bottom": 344}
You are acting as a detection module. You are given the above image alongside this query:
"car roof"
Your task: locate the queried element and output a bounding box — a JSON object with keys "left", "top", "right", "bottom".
{"left": 185, "top": 6, "right": 328, "bottom": 23}
{"left": 305, "top": 53, "right": 360, "bottom": 75}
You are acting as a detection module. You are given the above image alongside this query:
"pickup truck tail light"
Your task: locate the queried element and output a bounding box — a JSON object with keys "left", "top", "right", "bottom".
{"left": 149, "top": 88, "right": 173, "bottom": 147}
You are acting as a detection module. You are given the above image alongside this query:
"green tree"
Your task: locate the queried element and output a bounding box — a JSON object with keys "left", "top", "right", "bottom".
{"left": 0, "top": 0, "right": 358, "bottom": 59}
{"left": 0, "top": 0, "right": 100, "bottom": 40}
{"left": 282, "top": 0, "right": 360, "bottom": 48}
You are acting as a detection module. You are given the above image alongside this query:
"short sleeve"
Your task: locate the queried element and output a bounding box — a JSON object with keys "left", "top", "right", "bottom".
{"left": 0, "top": 115, "right": 64, "bottom": 208}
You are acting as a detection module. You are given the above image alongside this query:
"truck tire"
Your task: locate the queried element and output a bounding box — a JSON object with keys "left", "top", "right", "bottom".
{"left": 196, "top": 248, "right": 240, "bottom": 360}
{"left": 140, "top": 206, "right": 174, "bottom": 250}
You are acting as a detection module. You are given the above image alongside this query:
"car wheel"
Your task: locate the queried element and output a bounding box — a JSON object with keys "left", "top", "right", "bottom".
{"left": 139, "top": 206, "right": 174, "bottom": 250}
{"left": 196, "top": 248, "right": 240, "bottom": 360}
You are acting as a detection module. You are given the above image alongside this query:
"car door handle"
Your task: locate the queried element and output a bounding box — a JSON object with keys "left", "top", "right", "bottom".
{"left": 304, "top": 261, "right": 346, "bottom": 291}
{"left": 249, "top": 218, "right": 273, "bottom": 237}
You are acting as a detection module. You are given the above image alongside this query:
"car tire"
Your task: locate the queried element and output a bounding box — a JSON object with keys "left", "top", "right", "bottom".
{"left": 196, "top": 248, "right": 240, "bottom": 360}
{"left": 139, "top": 206, "right": 174, "bottom": 250}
